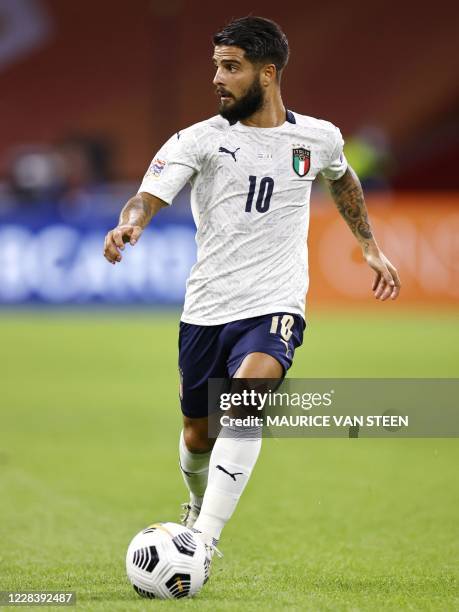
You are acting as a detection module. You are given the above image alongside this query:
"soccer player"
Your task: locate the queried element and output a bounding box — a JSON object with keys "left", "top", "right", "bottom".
{"left": 104, "top": 17, "right": 400, "bottom": 562}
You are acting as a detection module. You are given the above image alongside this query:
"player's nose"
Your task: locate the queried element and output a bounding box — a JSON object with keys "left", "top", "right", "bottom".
{"left": 213, "top": 68, "right": 225, "bottom": 87}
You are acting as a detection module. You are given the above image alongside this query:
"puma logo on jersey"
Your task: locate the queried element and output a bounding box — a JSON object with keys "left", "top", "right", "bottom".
{"left": 216, "top": 464, "right": 243, "bottom": 481}
{"left": 218, "top": 146, "right": 240, "bottom": 162}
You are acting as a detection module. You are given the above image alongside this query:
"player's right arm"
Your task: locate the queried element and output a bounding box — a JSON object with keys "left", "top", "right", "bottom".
{"left": 104, "top": 125, "right": 201, "bottom": 265}
{"left": 103, "top": 192, "right": 167, "bottom": 264}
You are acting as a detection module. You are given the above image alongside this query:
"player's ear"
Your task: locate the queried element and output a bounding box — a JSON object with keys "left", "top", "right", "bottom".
{"left": 262, "top": 64, "right": 276, "bottom": 86}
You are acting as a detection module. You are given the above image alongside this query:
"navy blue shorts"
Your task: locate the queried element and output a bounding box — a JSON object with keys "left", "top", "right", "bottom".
{"left": 178, "top": 312, "right": 305, "bottom": 418}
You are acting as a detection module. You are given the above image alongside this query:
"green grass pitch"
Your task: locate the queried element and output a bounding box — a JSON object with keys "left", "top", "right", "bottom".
{"left": 0, "top": 310, "right": 458, "bottom": 611}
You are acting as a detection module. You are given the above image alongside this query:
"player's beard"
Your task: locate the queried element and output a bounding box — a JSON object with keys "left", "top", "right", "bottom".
{"left": 218, "top": 76, "right": 264, "bottom": 123}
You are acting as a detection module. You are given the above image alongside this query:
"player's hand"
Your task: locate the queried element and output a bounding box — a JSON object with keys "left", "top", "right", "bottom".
{"left": 364, "top": 247, "right": 401, "bottom": 301}
{"left": 103, "top": 224, "right": 143, "bottom": 264}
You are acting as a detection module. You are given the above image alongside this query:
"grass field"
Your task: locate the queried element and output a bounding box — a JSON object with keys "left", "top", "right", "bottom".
{"left": 1, "top": 310, "right": 458, "bottom": 611}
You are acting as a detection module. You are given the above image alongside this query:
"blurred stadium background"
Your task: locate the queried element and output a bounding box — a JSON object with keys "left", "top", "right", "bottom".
{"left": 1, "top": 1, "right": 458, "bottom": 609}
{"left": 1, "top": 0, "right": 458, "bottom": 308}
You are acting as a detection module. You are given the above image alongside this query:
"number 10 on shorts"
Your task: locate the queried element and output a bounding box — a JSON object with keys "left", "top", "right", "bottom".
{"left": 270, "top": 315, "right": 294, "bottom": 341}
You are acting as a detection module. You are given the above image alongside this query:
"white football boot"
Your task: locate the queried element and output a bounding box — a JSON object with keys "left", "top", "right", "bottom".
{"left": 191, "top": 528, "right": 223, "bottom": 581}
{"left": 180, "top": 502, "right": 201, "bottom": 529}
{"left": 180, "top": 506, "right": 223, "bottom": 580}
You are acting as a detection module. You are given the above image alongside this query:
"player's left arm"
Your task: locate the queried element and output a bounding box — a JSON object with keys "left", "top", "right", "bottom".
{"left": 326, "top": 166, "right": 401, "bottom": 301}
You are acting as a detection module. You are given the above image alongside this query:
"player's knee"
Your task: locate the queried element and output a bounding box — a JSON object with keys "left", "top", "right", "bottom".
{"left": 183, "top": 420, "right": 213, "bottom": 453}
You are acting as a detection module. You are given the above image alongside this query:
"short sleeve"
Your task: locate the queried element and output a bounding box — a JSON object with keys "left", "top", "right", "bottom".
{"left": 138, "top": 128, "right": 201, "bottom": 205}
{"left": 320, "top": 127, "right": 348, "bottom": 181}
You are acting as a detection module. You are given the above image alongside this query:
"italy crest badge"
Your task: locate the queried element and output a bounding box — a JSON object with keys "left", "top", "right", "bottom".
{"left": 292, "top": 147, "right": 311, "bottom": 177}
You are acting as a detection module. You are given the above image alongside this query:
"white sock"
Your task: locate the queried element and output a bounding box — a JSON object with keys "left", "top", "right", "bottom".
{"left": 179, "top": 430, "right": 211, "bottom": 508}
{"left": 193, "top": 425, "right": 262, "bottom": 541}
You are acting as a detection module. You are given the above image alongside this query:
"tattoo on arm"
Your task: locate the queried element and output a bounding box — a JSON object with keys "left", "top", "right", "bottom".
{"left": 327, "top": 167, "right": 373, "bottom": 248}
{"left": 119, "top": 193, "right": 160, "bottom": 228}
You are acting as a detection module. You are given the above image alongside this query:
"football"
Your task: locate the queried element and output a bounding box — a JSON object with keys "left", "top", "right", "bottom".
{"left": 126, "top": 522, "right": 208, "bottom": 599}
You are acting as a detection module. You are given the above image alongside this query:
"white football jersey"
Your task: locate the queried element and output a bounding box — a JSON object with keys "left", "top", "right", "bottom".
{"left": 138, "top": 111, "right": 347, "bottom": 325}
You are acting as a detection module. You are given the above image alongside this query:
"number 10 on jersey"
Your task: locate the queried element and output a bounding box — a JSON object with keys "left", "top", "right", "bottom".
{"left": 245, "top": 175, "right": 274, "bottom": 213}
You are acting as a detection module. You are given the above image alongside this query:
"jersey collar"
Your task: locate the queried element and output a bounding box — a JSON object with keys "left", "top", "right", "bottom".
{"left": 228, "top": 109, "right": 296, "bottom": 127}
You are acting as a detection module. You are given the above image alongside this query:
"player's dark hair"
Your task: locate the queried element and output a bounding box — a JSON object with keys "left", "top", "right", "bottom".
{"left": 213, "top": 16, "right": 289, "bottom": 80}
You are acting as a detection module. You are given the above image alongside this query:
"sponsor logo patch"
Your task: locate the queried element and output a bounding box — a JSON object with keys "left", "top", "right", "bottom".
{"left": 146, "top": 157, "right": 166, "bottom": 180}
